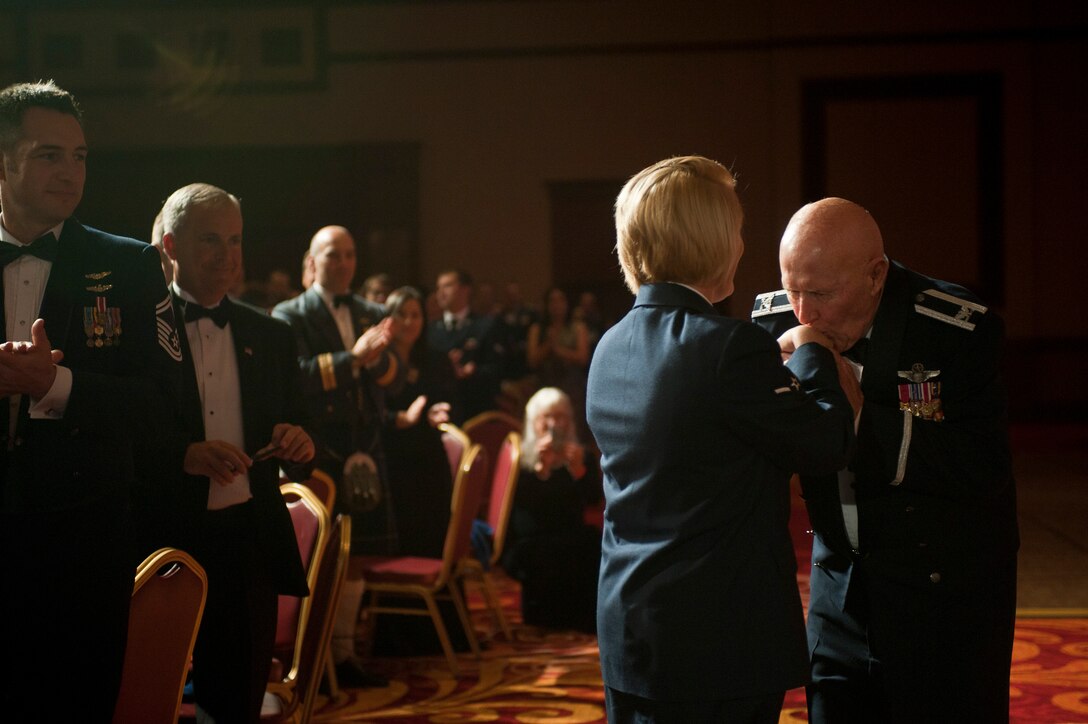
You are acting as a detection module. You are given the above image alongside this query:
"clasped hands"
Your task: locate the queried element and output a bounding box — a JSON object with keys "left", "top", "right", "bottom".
{"left": 534, "top": 433, "right": 585, "bottom": 480}
{"left": 777, "top": 325, "right": 864, "bottom": 418}
{"left": 0, "top": 319, "right": 61, "bottom": 399}
{"left": 184, "top": 423, "right": 315, "bottom": 486}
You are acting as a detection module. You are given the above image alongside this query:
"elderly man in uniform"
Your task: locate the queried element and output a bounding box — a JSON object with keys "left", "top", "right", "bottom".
{"left": 752, "top": 198, "right": 1018, "bottom": 723}
{"left": 272, "top": 224, "right": 399, "bottom": 688}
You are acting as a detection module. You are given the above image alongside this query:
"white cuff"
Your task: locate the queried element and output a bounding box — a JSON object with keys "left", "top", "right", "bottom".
{"left": 29, "top": 365, "right": 72, "bottom": 419}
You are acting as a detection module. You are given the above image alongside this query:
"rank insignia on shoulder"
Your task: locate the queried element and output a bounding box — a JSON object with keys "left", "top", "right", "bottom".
{"left": 752, "top": 290, "right": 792, "bottom": 318}
{"left": 897, "top": 363, "right": 943, "bottom": 421}
{"left": 913, "top": 289, "right": 987, "bottom": 331}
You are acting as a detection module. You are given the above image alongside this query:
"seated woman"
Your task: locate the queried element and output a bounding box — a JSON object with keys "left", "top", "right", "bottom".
{"left": 501, "top": 387, "right": 601, "bottom": 633}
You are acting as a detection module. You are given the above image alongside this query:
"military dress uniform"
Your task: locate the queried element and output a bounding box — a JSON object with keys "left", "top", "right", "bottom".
{"left": 272, "top": 286, "right": 401, "bottom": 553}
{"left": 587, "top": 282, "right": 855, "bottom": 721}
{"left": 426, "top": 311, "right": 505, "bottom": 424}
{"left": 752, "top": 260, "right": 1019, "bottom": 723}
{"left": 0, "top": 220, "right": 182, "bottom": 720}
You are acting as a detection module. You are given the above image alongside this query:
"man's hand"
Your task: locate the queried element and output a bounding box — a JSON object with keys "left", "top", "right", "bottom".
{"left": 448, "top": 348, "right": 477, "bottom": 379}
{"left": 184, "top": 440, "right": 252, "bottom": 486}
{"left": 777, "top": 325, "right": 834, "bottom": 360}
{"left": 352, "top": 317, "right": 394, "bottom": 367}
{"left": 0, "top": 319, "right": 61, "bottom": 398}
{"left": 262, "top": 423, "right": 315, "bottom": 464}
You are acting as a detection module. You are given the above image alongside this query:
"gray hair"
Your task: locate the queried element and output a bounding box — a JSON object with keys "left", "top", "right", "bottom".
{"left": 520, "top": 386, "right": 578, "bottom": 471}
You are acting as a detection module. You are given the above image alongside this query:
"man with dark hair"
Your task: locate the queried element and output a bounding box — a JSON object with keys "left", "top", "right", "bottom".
{"left": 152, "top": 182, "right": 313, "bottom": 722}
{"left": 426, "top": 268, "right": 504, "bottom": 423}
{"left": 0, "top": 80, "right": 182, "bottom": 719}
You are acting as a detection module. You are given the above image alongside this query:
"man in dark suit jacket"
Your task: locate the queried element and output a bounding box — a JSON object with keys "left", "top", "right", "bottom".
{"left": 0, "top": 81, "right": 183, "bottom": 721}
{"left": 426, "top": 269, "right": 504, "bottom": 424}
{"left": 586, "top": 156, "right": 858, "bottom": 723}
{"left": 272, "top": 224, "right": 398, "bottom": 687}
{"left": 152, "top": 183, "right": 313, "bottom": 722}
{"left": 752, "top": 198, "right": 1018, "bottom": 723}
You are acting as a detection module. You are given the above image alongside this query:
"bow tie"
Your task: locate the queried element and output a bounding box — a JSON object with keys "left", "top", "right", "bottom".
{"left": 843, "top": 337, "right": 869, "bottom": 365}
{"left": 333, "top": 293, "right": 353, "bottom": 309}
{"left": 0, "top": 233, "right": 59, "bottom": 266}
{"left": 184, "top": 298, "right": 231, "bottom": 328}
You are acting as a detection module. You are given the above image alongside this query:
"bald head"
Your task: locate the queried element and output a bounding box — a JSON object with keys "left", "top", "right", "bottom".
{"left": 307, "top": 225, "right": 357, "bottom": 294}
{"left": 779, "top": 198, "right": 888, "bottom": 352}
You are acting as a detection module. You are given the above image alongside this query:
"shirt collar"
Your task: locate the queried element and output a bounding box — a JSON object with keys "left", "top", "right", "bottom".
{"left": 0, "top": 217, "right": 65, "bottom": 247}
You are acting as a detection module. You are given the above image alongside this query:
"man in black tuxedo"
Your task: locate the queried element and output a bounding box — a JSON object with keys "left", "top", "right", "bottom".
{"left": 272, "top": 224, "right": 398, "bottom": 687}
{"left": 0, "top": 81, "right": 183, "bottom": 720}
{"left": 426, "top": 269, "right": 504, "bottom": 423}
{"left": 152, "top": 183, "right": 314, "bottom": 722}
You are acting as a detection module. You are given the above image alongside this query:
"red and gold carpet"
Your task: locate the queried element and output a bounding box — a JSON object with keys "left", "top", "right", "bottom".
{"left": 311, "top": 490, "right": 1088, "bottom": 723}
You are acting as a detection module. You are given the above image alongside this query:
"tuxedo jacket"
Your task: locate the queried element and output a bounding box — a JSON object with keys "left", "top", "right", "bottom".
{"left": 426, "top": 312, "right": 504, "bottom": 423}
{"left": 147, "top": 295, "right": 309, "bottom": 596}
{"left": 0, "top": 219, "right": 182, "bottom": 513}
{"left": 752, "top": 261, "right": 1019, "bottom": 694}
{"left": 586, "top": 283, "right": 855, "bottom": 700}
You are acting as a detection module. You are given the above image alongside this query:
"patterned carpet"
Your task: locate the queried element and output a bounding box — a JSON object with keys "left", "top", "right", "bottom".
{"left": 311, "top": 489, "right": 1088, "bottom": 723}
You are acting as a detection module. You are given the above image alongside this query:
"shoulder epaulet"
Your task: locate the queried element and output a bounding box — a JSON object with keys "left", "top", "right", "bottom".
{"left": 751, "top": 290, "right": 792, "bottom": 318}
{"left": 913, "top": 288, "right": 988, "bottom": 331}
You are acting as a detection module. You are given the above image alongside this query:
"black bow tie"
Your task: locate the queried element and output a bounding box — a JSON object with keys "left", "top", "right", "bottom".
{"left": 0, "top": 233, "right": 59, "bottom": 266}
{"left": 184, "top": 298, "right": 231, "bottom": 328}
{"left": 843, "top": 337, "right": 869, "bottom": 365}
{"left": 333, "top": 293, "right": 353, "bottom": 309}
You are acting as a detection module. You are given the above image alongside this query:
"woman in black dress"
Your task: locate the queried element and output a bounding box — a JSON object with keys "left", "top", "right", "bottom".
{"left": 501, "top": 386, "right": 601, "bottom": 633}
{"left": 383, "top": 286, "right": 455, "bottom": 557}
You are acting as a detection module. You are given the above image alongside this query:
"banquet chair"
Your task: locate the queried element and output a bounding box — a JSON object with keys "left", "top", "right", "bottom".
{"left": 461, "top": 431, "right": 521, "bottom": 639}
{"left": 112, "top": 548, "right": 207, "bottom": 724}
{"left": 438, "top": 421, "right": 472, "bottom": 482}
{"left": 299, "top": 468, "right": 337, "bottom": 513}
{"left": 265, "top": 514, "right": 353, "bottom": 724}
{"left": 358, "top": 444, "right": 489, "bottom": 676}
{"left": 272, "top": 484, "right": 331, "bottom": 690}
{"left": 462, "top": 410, "right": 521, "bottom": 478}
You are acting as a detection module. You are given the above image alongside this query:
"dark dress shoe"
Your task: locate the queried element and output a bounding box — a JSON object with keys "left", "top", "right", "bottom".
{"left": 334, "top": 658, "right": 389, "bottom": 688}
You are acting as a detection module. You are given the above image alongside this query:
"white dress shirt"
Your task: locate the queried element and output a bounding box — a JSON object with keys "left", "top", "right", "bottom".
{"left": 173, "top": 283, "right": 252, "bottom": 510}
{"left": 1, "top": 218, "right": 73, "bottom": 445}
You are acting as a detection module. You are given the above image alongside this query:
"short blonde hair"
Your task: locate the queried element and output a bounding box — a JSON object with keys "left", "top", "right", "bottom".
{"left": 614, "top": 155, "right": 743, "bottom": 294}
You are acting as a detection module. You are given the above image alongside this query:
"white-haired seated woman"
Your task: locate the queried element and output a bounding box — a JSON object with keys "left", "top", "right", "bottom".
{"left": 500, "top": 387, "right": 601, "bottom": 633}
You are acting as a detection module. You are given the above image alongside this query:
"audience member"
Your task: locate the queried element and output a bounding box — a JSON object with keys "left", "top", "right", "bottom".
{"left": 573, "top": 290, "right": 605, "bottom": 352}
{"left": 586, "top": 156, "right": 858, "bottom": 723}
{"left": 362, "top": 272, "right": 392, "bottom": 304}
{"left": 502, "top": 387, "right": 600, "bottom": 633}
{"left": 497, "top": 281, "right": 538, "bottom": 381}
{"left": 154, "top": 183, "right": 314, "bottom": 722}
{"left": 383, "top": 286, "right": 454, "bottom": 557}
{"left": 752, "top": 197, "right": 1019, "bottom": 723}
{"left": 272, "top": 224, "right": 399, "bottom": 688}
{"left": 0, "top": 80, "right": 183, "bottom": 720}
{"left": 526, "top": 287, "right": 590, "bottom": 432}
{"left": 426, "top": 268, "right": 505, "bottom": 424}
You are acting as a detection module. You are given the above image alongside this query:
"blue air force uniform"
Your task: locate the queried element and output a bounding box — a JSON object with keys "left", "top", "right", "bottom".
{"left": 752, "top": 260, "right": 1018, "bottom": 723}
